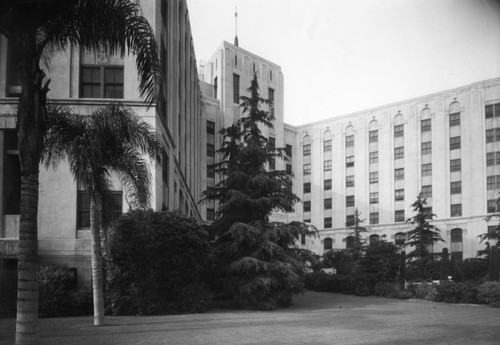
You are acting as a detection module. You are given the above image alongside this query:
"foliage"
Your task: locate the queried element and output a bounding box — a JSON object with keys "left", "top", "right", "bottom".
{"left": 373, "top": 282, "right": 399, "bottom": 297}
{"left": 321, "top": 249, "right": 356, "bottom": 275}
{"left": 346, "top": 208, "right": 368, "bottom": 260}
{"left": 0, "top": 267, "right": 17, "bottom": 317}
{"left": 202, "top": 74, "right": 315, "bottom": 310}
{"left": 407, "top": 282, "right": 436, "bottom": 300}
{"left": 434, "top": 281, "right": 479, "bottom": 304}
{"left": 405, "top": 258, "right": 440, "bottom": 281}
{"left": 38, "top": 264, "right": 92, "bottom": 318}
{"left": 362, "top": 241, "right": 401, "bottom": 293}
{"left": 440, "top": 248, "right": 450, "bottom": 281}
{"left": 211, "top": 221, "right": 317, "bottom": 310}
{"left": 106, "top": 210, "right": 212, "bottom": 315}
{"left": 477, "top": 281, "right": 500, "bottom": 307}
{"left": 405, "top": 193, "right": 444, "bottom": 279}
{"left": 461, "top": 258, "right": 488, "bottom": 281}
{"left": 202, "top": 73, "right": 298, "bottom": 233}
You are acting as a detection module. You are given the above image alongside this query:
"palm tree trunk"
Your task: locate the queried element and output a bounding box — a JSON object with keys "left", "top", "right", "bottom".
{"left": 16, "top": 37, "right": 46, "bottom": 345}
{"left": 15, "top": 175, "right": 39, "bottom": 345}
{"left": 90, "top": 194, "right": 105, "bottom": 325}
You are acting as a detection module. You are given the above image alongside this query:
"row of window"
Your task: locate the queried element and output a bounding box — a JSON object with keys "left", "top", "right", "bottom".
{"left": 485, "top": 103, "right": 500, "bottom": 118}
{"left": 321, "top": 228, "right": 466, "bottom": 251}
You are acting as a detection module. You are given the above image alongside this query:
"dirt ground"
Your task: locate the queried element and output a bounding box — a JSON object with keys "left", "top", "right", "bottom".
{"left": 1, "top": 291, "right": 499, "bottom": 345}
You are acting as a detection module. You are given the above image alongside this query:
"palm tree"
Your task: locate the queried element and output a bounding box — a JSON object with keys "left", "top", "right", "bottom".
{"left": 43, "top": 103, "right": 163, "bottom": 325}
{"left": 0, "top": 1, "right": 159, "bottom": 343}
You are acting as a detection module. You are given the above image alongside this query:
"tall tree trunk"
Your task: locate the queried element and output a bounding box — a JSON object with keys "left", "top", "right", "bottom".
{"left": 90, "top": 195, "right": 105, "bottom": 325}
{"left": 15, "top": 35, "right": 46, "bottom": 345}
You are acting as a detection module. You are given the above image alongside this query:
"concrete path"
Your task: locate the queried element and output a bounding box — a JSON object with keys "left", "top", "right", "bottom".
{"left": 1, "top": 291, "right": 499, "bottom": 345}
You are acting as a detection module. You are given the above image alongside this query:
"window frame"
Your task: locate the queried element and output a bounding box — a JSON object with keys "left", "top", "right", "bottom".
{"left": 421, "top": 119, "right": 431, "bottom": 132}
{"left": 394, "top": 146, "right": 404, "bottom": 160}
{"left": 450, "top": 158, "right": 461, "bottom": 172}
{"left": 421, "top": 163, "right": 432, "bottom": 177}
{"left": 324, "top": 160, "right": 332, "bottom": 171}
{"left": 80, "top": 65, "right": 125, "bottom": 99}
{"left": 394, "top": 124, "right": 404, "bottom": 137}
{"left": 421, "top": 142, "right": 432, "bottom": 155}
{"left": 324, "top": 139, "right": 332, "bottom": 152}
{"left": 303, "top": 163, "right": 311, "bottom": 175}
{"left": 450, "top": 136, "right": 461, "bottom": 150}
{"left": 395, "top": 168, "right": 405, "bottom": 180}
{"left": 449, "top": 113, "right": 460, "bottom": 127}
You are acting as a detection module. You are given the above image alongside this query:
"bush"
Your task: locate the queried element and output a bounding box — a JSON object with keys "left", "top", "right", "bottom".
{"left": 373, "top": 281, "right": 398, "bottom": 297}
{"left": 407, "top": 282, "right": 436, "bottom": 300}
{"left": 477, "top": 281, "right": 500, "bottom": 307}
{"left": 304, "top": 272, "right": 335, "bottom": 292}
{"left": 434, "top": 281, "right": 479, "bottom": 304}
{"left": 38, "top": 264, "right": 92, "bottom": 318}
{"left": 106, "top": 210, "right": 212, "bottom": 315}
{"left": 461, "top": 258, "right": 488, "bottom": 281}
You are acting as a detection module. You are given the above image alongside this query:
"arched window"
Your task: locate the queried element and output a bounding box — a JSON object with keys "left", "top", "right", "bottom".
{"left": 395, "top": 232, "right": 406, "bottom": 246}
{"left": 450, "top": 228, "right": 463, "bottom": 262}
{"left": 345, "top": 125, "right": 354, "bottom": 136}
{"left": 369, "top": 234, "right": 380, "bottom": 245}
{"left": 449, "top": 101, "right": 461, "bottom": 114}
{"left": 324, "top": 130, "right": 332, "bottom": 139}
{"left": 345, "top": 236, "right": 355, "bottom": 250}
{"left": 369, "top": 119, "right": 378, "bottom": 131}
{"left": 324, "top": 237, "right": 333, "bottom": 250}
{"left": 394, "top": 113, "right": 405, "bottom": 125}
{"left": 449, "top": 102, "right": 461, "bottom": 126}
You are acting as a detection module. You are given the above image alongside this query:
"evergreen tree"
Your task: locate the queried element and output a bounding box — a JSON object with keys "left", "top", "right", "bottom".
{"left": 202, "top": 74, "right": 316, "bottom": 309}
{"left": 405, "top": 193, "right": 444, "bottom": 279}
{"left": 347, "top": 208, "right": 368, "bottom": 261}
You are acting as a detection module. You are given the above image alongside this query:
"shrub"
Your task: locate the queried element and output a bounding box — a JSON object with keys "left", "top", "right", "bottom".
{"left": 461, "top": 258, "right": 488, "bottom": 281}
{"left": 477, "top": 281, "right": 500, "bottom": 307}
{"left": 38, "top": 264, "right": 92, "bottom": 318}
{"left": 304, "top": 272, "right": 335, "bottom": 292}
{"left": 373, "top": 281, "right": 398, "bottom": 297}
{"left": 106, "top": 210, "right": 212, "bottom": 315}
{"left": 434, "top": 281, "right": 479, "bottom": 304}
{"left": 407, "top": 282, "right": 436, "bottom": 300}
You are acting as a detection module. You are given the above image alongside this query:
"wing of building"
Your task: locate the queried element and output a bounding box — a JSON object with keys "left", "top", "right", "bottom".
{"left": 1, "top": 0, "right": 499, "bottom": 285}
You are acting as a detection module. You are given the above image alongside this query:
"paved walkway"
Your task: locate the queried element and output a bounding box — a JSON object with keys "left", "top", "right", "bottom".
{"left": 1, "top": 291, "right": 499, "bottom": 345}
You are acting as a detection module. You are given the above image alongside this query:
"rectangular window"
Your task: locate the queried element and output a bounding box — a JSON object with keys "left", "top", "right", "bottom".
{"left": 370, "top": 212, "right": 379, "bottom": 225}
{"left": 395, "top": 189, "right": 404, "bottom": 201}
{"left": 324, "top": 217, "right": 332, "bottom": 229}
{"left": 207, "top": 208, "right": 215, "bottom": 221}
{"left": 81, "top": 66, "right": 124, "bottom": 99}
{"left": 422, "top": 185, "right": 432, "bottom": 198}
{"left": 346, "top": 156, "right": 354, "bottom": 168}
{"left": 421, "top": 119, "right": 431, "bottom": 132}
{"left": 324, "top": 139, "right": 332, "bottom": 152}
{"left": 487, "top": 153, "right": 495, "bottom": 166}
{"left": 345, "top": 135, "right": 354, "bottom": 148}
{"left": 395, "top": 168, "right": 404, "bottom": 180}
{"left": 303, "top": 144, "right": 311, "bottom": 156}
{"left": 285, "top": 144, "right": 292, "bottom": 157}
{"left": 450, "top": 181, "right": 462, "bottom": 194}
{"left": 325, "top": 198, "right": 332, "bottom": 210}
{"left": 286, "top": 164, "right": 292, "bottom": 174}
{"left": 486, "top": 129, "right": 495, "bottom": 143}
{"left": 496, "top": 152, "right": 500, "bottom": 165}
{"left": 346, "top": 195, "right": 355, "bottom": 207}
{"left": 394, "top": 124, "right": 404, "bottom": 138}
{"left": 269, "top": 137, "right": 275, "bottom": 150}
{"left": 486, "top": 105, "right": 494, "bottom": 119}
{"left": 487, "top": 199, "right": 497, "bottom": 213}
{"left": 449, "top": 113, "right": 460, "bottom": 127}
{"left": 450, "top": 158, "right": 461, "bottom": 172}
{"left": 346, "top": 215, "right": 355, "bottom": 227}
{"left": 304, "top": 201, "right": 311, "bottom": 212}
{"left": 303, "top": 164, "right": 311, "bottom": 175}
{"left": 421, "top": 142, "right": 432, "bottom": 155}
{"left": 207, "top": 120, "right": 215, "bottom": 135}
{"left": 324, "top": 160, "right": 332, "bottom": 171}
{"left": 451, "top": 204, "right": 462, "bottom": 217}
{"left": 233, "top": 74, "right": 240, "bottom": 104}
{"left": 346, "top": 175, "right": 354, "bottom": 187}
{"left": 487, "top": 176, "right": 496, "bottom": 190}
{"left": 268, "top": 88, "right": 275, "bottom": 117}
{"left": 207, "top": 165, "right": 215, "bottom": 178}
{"left": 422, "top": 163, "right": 432, "bottom": 177}
{"left": 394, "top": 146, "right": 404, "bottom": 160}
{"left": 369, "top": 172, "right": 379, "bottom": 184}
{"left": 207, "top": 143, "right": 215, "bottom": 157}
{"left": 77, "top": 191, "right": 122, "bottom": 229}
{"left": 369, "top": 192, "right": 379, "bottom": 204}
{"left": 303, "top": 182, "right": 311, "bottom": 194}
{"left": 395, "top": 210, "right": 405, "bottom": 222}
{"left": 450, "top": 136, "right": 461, "bottom": 150}
{"left": 303, "top": 219, "right": 311, "bottom": 224}
{"left": 369, "top": 130, "right": 378, "bottom": 143}
{"left": 269, "top": 158, "right": 275, "bottom": 171}
{"left": 369, "top": 151, "right": 379, "bottom": 164}
{"left": 324, "top": 179, "right": 332, "bottom": 191}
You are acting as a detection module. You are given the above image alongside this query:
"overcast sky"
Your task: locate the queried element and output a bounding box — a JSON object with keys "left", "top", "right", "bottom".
{"left": 187, "top": 0, "right": 500, "bottom": 126}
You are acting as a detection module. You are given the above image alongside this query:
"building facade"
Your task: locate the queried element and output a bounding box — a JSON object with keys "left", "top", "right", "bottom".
{"left": 0, "top": 0, "right": 205, "bottom": 285}
{"left": 290, "top": 78, "right": 500, "bottom": 259}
